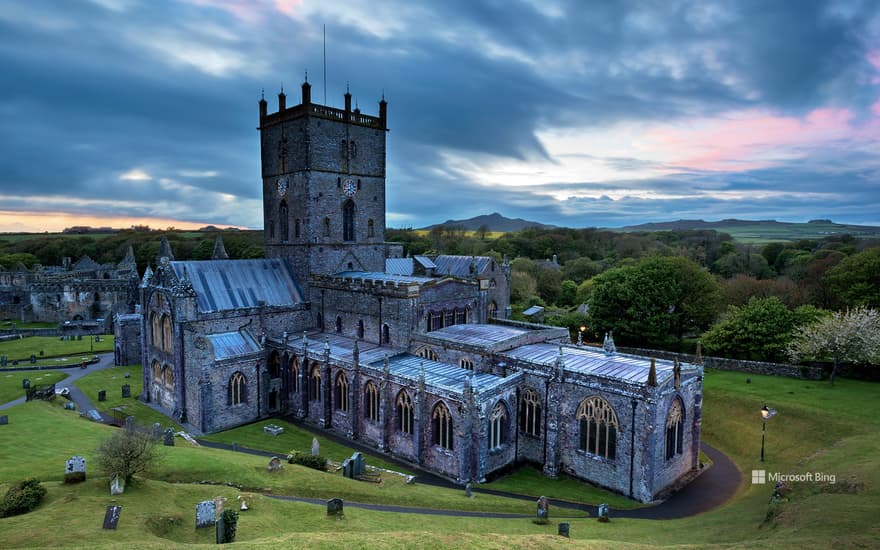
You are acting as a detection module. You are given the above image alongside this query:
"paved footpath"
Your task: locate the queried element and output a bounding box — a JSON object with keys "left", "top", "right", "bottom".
{"left": 0, "top": 352, "right": 116, "bottom": 413}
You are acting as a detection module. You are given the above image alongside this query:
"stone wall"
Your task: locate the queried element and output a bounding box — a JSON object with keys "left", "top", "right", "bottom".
{"left": 617, "top": 346, "right": 824, "bottom": 380}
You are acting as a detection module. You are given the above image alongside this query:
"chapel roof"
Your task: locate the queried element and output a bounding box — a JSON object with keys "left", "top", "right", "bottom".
{"left": 171, "top": 259, "right": 304, "bottom": 312}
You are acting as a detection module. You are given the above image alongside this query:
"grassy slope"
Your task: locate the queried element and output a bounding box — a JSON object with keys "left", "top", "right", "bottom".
{"left": 0, "top": 370, "right": 877, "bottom": 548}
{"left": 72, "top": 366, "right": 182, "bottom": 430}
{"left": 0, "top": 371, "right": 68, "bottom": 403}
{"left": 0, "top": 336, "right": 115, "bottom": 362}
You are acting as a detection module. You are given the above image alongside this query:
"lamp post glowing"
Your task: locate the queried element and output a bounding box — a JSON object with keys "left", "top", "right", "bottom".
{"left": 577, "top": 326, "right": 586, "bottom": 347}
{"left": 760, "top": 404, "right": 777, "bottom": 462}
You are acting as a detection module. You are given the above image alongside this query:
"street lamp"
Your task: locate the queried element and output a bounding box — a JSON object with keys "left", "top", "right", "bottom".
{"left": 577, "top": 325, "right": 586, "bottom": 346}
{"left": 760, "top": 403, "right": 777, "bottom": 462}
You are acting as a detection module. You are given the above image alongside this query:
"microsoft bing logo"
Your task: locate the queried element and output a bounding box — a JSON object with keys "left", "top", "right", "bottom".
{"left": 752, "top": 470, "right": 766, "bottom": 484}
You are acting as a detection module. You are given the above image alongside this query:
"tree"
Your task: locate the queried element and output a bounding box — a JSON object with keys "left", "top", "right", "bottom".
{"left": 824, "top": 248, "right": 880, "bottom": 308}
{"left": 558, "top": 279, "right": 578, "bottom": 307}
{"left": 788, "top": 306, "right": 880, "bottom": 386}
{"left": 701, "top": 297, "right": 823, "bottom": 362}
{"left": 95, "top": 426, "right": 159, "bottom": 483}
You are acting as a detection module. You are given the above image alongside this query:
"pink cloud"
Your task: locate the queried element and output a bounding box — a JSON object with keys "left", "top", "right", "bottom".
{"left": 184, "top": 0, "right": 304, "bottom": 24}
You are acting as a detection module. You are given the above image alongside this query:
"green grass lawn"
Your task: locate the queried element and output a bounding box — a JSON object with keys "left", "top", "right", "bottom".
{"left": 0, "top": 321, "right": 58, "bottom": 329}
{"left": 484, "top": 465, "right": 642, "bottom": 509}
{"left": 72, "top": 365, "right": 182, "bottom": 430}
{"left": 0, "top": 370, "right": 68, "bottom": 403}
{"left": 0, "top": 370, "right": 878, "bottom": 548}
{"left": 0, "top": 335, "right": 115, "bottom": 363}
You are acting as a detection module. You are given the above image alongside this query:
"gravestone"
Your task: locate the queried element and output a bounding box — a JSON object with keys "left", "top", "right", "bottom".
{"left": 121, "top": 384, "right": 131, "bottom": 398}
{"left": 98, "top": 390, "right": 106, "bottom": 402}
{"left": 465, "top": 483, "right": 472, "bottom": 498}
{"left": 598, "top": 503, "right": 610, "bottom": 522}
{"left": 22, "top": 379, "right": 30, "bottom": 389}
{"left": 558, "top": 522, "right": 570, "bottom": 537}
{"left": 352, "top": 452, "right": 364, "bottom": 476}
{"left": 215, "top": 513, "right": 226, "bottom": 544}
{"left": 64, "top": 402, "right": 76, "bottom": 410}
{"left": 86, "top": 409, "right": 102, "bottom": 421}
{"left": 77, "top": 334, "right": 82, "bottom": 340}
{"left": 124, "top": 415, "right": 136, "bottom": 430}
{"left": 267, "top": 456, "right": 283, "bottom": 472}
{"left": 65, "top": 455, "right": 86, "bottom": 483}
{"left": 342, "top": 458, "right": 353, "bottom": 479}
{"left": 30, "top": 354, "right": 36, "bottom": 363}
{"left": 110, "top": 475, "right": 124, "bottom": 495}
{"left": 326, "top": 497, "right": 343, "bottom": 516}
{"left": 151, "top": 423, "right": 162, "bottom": 440}
{"left": 96, "top": 336, "right": 102, "bottom": 343}
{"left": 263, "top": 424, "right": 284, "bottom": 436}
{"left": 536, "top": 496, "right": 549, "bottom": 520}
{"left": 195, "top": 500, "right": 216, "bottom": 528}
{"left": 102, "top": 505, "right": 122, "bottom": 529}
{"left": 164, "top": 428, "right": 175, "bottom": 446}
{"left": 1, "top": 355, "right": 7, "bottom": 366}
{"left": 311, "top": 437, "right": 320, "bottom": 456}
{"left": 0, "top": 415, "right": 8, "bottom": 425}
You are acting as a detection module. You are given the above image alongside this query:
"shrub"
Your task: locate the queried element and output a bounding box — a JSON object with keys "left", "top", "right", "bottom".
{"left": 1, "top": 478, "right": 47, "bottom": 517}
{"left": 221, "top": 509, "right": 239, "bottom": 543}
{"left": 287, "top": 450, "right": 327, "bottom": 471}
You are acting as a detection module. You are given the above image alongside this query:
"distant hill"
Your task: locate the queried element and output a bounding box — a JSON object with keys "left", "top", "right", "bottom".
{"left": 618, "top": 219, "right": 880, "bottom": 243}
{"left": 420, "top": 212, "right": 556, "bottom": 232}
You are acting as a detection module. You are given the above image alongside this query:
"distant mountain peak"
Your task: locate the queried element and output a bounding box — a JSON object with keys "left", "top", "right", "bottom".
{"left": 419, "top": 213, "right": 555, "bottom": 232}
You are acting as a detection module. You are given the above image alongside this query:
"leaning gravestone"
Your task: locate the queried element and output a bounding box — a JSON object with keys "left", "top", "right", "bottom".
{"left": 110, "top": 475, "right": 124, "bottom": 495}
{"left": 65, "top": 455, "right": 86, "bottom": 483}
{"left": 558, "top": 522, "right": 570, "bottom": 537}
{"left": 267, "top": 456, "right": 283, "bottom": 472}
{"left": 164, "top": 428, "right": 175, "bottom": 446}
{"left": 536, "top": 496, "right": 549, "bottom": 520}
{"left": 352, "top": 452, "right": 364, "bottom": 476}
{"left": 195, "top": 500, "right": 216, "bottom": 528}
{"left": 98, "top": 390, "right": 106, "bottom": 402}
{"left": 102, "top": 505, "right": 122, "bottom": 530}
{"left": 326, "top": 497, "right": 343, "bottom": 516}
{"left": 86, "top": 409, "right": 102, "bottom": 422}
{"left": 311, "top": 437, "right": 320, "bottom": 456}
{"left": 121, "top": 384, "right": 131, "bottom": 398}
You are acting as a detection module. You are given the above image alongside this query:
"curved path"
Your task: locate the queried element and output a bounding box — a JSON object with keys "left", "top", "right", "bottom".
{"left": 0, "top": 352, "right": 115, "bottom": 412}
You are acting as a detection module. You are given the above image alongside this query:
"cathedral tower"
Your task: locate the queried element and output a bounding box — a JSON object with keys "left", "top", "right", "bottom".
{"left": 259, "top": 80, "right": 389, "bottom": 289}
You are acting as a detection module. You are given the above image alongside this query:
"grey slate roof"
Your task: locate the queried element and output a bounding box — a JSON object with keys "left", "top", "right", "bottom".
{"left": 502, "top": 343, "right": 676, "bottom": 385}
{"left": 171, "top": 259, "right": 304, "bottom": 313}
{"left": 414, "top": 256, "right": 436, "bottom": 269}
{"left": 294, "top": 332, "right": 402, "bottom": 367}
{"left": 433, "top": 255, "right": 493, "bottom": 277}
{"left": 522, "top": 305, "right": 545, "bottom": 316}
{"left": 369, "top": 353, "right": 515, "bottom": 394}
{"left": 385, "top": 257, "right": 413, "bottom": 276}
{"left": 208, "top": 331, "right": 260, "bottom": 360}
{"left": 335, "top": 271, "right": 434, "bottom": 285}
{"left": 424, "top": 324, "right": 528, "bottom": 347}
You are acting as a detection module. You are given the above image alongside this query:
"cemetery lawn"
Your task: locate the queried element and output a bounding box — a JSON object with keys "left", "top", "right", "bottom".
{"left": 1, "top": 321, "right": 57, "bottom": 329}
{"left": 72, "top": 365, "right": 183, "bottom": 430}
{"left": 0, "top": 335, "right": 115, "bottom": 362}
{"left": 0, "top": 370, "right": 68, "bottom": 403}
{"left": 0, "top": 370, "right": 877, "bottom": 548}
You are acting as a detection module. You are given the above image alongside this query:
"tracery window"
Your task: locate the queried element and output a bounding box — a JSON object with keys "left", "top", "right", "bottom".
{"left": 364, "top": 381, "right": 379, "bottom": 422}
{"left": 151, "top": 360, "right": 161, "bottom": 383}
{"left": 488, "top": 301, "right": 498, "bottom": 319}
{"left": 417, "top": 347, "right": 438, "bottom": 361}
{"left": 162, "top": 365, "right": 174, "bottom": 388}
{"left": 489, "top": 401, "right": 508, "bottom": 449}
{"left": 279, "top": 200, "right": 289, "bottom": 241}
{"left": 343, "top": 200, "right": 355, "bottom": 241}
{"left": 432, "top": 401, "right": 454, "bottom": 450}
{"left": 577, "top": 396, "right": 618, "bottom": 459}
{"left": 310, "top": 364, "right": 322, "bottom": 402}
{"left": 460, "top": 358, "right": 474, "bottom": 371}
{"left": 519, "top": 388, "right": 542, "bottom": 436}
{"left": 289, "top": 356, "right": 299, "bottom": 393}
{"left": 335, "top": 372, "right": 349, "bottom": 412}
{"left": 228, "top": 372, "right": 247, "bottom": 406}
{"left": 665, "top": 397, "right": 685, "bottom": 460}
{"left": 396, "top": 390, "right": 414, "bottom": 434}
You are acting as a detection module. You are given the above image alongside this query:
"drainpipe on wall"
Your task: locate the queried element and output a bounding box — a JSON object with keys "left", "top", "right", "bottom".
{"left": 629, "top": 398, "right": 637, "bottom": 499}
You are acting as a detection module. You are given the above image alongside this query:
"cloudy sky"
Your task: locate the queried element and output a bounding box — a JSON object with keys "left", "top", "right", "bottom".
{"left": 1, "top": 0, "right": 879, "bottom": 232}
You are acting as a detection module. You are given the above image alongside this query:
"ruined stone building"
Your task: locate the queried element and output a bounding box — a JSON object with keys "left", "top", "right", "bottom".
{"left": 130, "top": 81, "right": 704, "bottom": 502}
{"left": 0, "top": 249, "right": 138, "bottom": 325}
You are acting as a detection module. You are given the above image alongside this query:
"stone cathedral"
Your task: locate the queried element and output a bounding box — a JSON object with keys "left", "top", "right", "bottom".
{"left": 134, "top": 81, "right": 704, "bottom": 503}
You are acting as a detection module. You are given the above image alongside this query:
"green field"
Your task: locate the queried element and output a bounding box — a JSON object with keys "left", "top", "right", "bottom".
{"left": 0, "top": 335, "right": 114, "bottom": 364}
{"left": 0, "top": 371, "right": 68, "bottom": 403}
{"left": 0, "top": 368, "right": 877, "bottom": 548}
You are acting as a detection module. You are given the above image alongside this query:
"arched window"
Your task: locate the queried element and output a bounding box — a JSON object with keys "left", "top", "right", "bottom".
{"left": 396, "top": 390, "right": 413, "bottom": 434}
{"left": 364, "top": 381, "right": 379, "bottom": 422}
{"left": 489, "top": 401, "right": 508, "bottom": 449}
{"left": 382, "top": 323, "right": 391, "bottom": 345}
{"left": 357, "top": 319, "right": 364, "bottom": 339}
{"left": 460, "top": 358, "right": 474, "bottom": 371}
{"left": 343, "top": 200, "right": 355, "bottom": 241}
{"left": 268, "top": 351, "right": 281, "bottom": 379}
{"left": 150, "top": 312, "right": 159, "bottom": 347}
{"left": 323, "top": 217, "right": 330, "bottom": 237}
{"left": 310, "top": 364, "right": 322, "bottom": 402}
{"left": 417, "top": 347, "right": 438, "bottom": 361}
{"left": 279, "top": 200, "right": 289, "bottom": 241}
{"left": 488, "top": 301, "right": 498, "bottom": 319}
{"left": 151, "top": 360, "right": 161, "bottom": 383}
{"left": 367, "top": 218, "right": 374, "bottom": 238}
{"left": 162, "top": 365, "right": 174, "bottom": 388}
{"left": 577, "top": 396, "right": 618, "bottom": 459}
{"left": 335, "top": 372, "right": 349, "bottom": 412}
{"left": 161, "top": 315, "right": 172, "bottom": 352}
{"left": 665, "top": 397, "right": 685, "bottom": 460}
{"left": 432, "top": 401, "right": 454, "bottom": 450}
{"left": 519, "top": 388, "right": 542, "bottom": 436}
{"left": 228, "top": 372, "right": 247, "bottom": 406}
{"left": 294, "top": 218, "right": 301, "bottom": 239}
{"left": 335, "top": 316, "right": 343, "bottom": 334}
{"left": 289, "top": 356, "right": 299, "bottom": 393}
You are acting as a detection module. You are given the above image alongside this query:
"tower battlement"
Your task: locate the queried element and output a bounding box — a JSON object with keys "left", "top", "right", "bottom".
{"left": 259, "top": 80, "right": 387, "bottom": 131}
